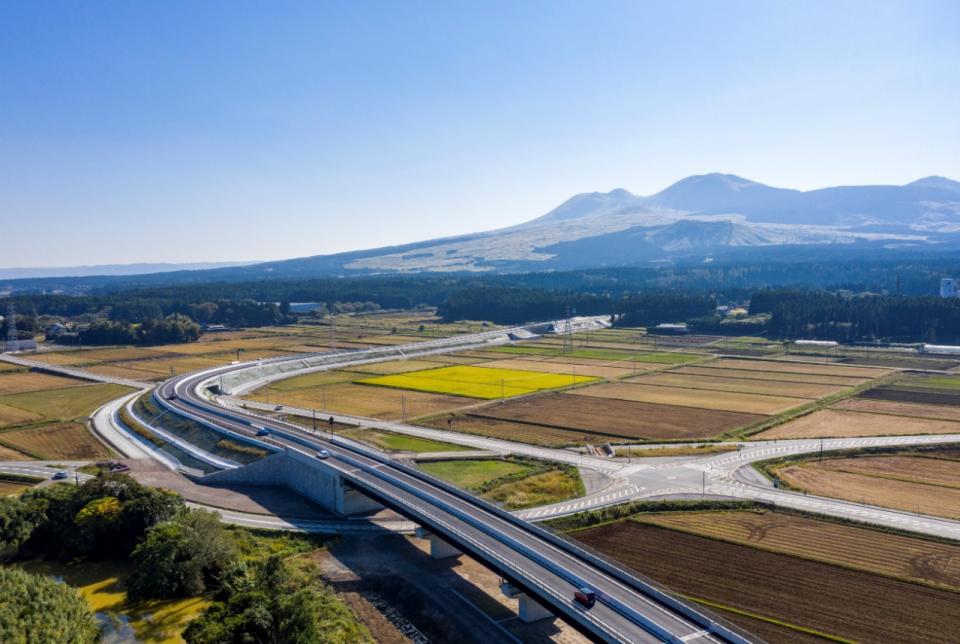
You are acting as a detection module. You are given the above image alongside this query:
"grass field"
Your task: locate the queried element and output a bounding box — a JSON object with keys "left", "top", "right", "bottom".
{"left": 756, "top": 409, "right": 960, "bottom": 439}
{"left": 626, "top": 372, "right": 842, "bottom": 398}
{"left": 357, "top": 365, "right": 598, "bottom": 399}
{"left": 0, "top": 402, "right": 44, "bottom": 428}
{"left": 574, "top": 381, "right": 809, "bottom": 415}
{"left": 636, "top": 510, "right": 960, "bottom": 591}
{"left": 615, "top": 445, "right": 739, "bottom": 458}
{"left": 337, "top": 427, "right": 470, "bottom": 453}
{"left": 776, "top": 453, "right": 960, "bottom": 519}
{"left": 0, "top": 422, "right": 113, "bottom": 460}
{"left": 474, "top": 393, "right": 763, "bottom": 441}
{"left": 419, "top": 458, "right": 583, "bottom": 509}
{"left": 574, "top": 520, "right": 960, "bottom": 643}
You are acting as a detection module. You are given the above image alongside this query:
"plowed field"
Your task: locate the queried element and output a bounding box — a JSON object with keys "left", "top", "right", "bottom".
{"left": 757, "top": 409, "right": 960, "bottom": 439}
{"left": 574, "top": 382, "right": 807, "bottom": 414}
{"left": 574, "top": 521, "right": 960, "bottom": 643}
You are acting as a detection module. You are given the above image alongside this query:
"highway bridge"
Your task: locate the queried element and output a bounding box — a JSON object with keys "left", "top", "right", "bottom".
{"left": 152, "top": 327, "right": 752, "bottom": 644}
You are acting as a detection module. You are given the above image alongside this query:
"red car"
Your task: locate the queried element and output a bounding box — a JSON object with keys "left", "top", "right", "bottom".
{"left": 574, "top": 587, "right": 596, "bottom": 608}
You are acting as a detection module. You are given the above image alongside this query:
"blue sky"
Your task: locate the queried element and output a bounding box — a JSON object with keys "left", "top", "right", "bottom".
{"left": 1, "top": 1, "right": 957, "bottom": 267}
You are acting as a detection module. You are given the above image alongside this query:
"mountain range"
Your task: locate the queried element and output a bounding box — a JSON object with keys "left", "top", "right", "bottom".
{"left": 5, "top": 173, "right": 960, "bottom": 287}
{"left": 228, "top": 172, "right": 960, "bottom": 276}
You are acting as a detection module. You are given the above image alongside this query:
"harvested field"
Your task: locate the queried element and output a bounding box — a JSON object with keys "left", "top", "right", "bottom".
{"left": 253, "top": 382, "right": 471, "bottom": 420}
{"left": 0, "top": 445, "right": 31, "bottom": 460}
{"left": 0, "top": 480, "right": 33, "bottom": 496}
{"left": 0, "top": 372, "right": 85, "bottom": 395}
{"left": 575, "top": 521, "right": 960, "bottom": 643}
{"left": 486, "top": 345, "right": 700, "bottom": 364}
{"left": 702, "top": 358, "right": 885, "bottom": 379}
{"left": 0, "top": 422, "right": 112, "bottom": 459}
{"left": 636, "top": 510, "right": 960, "bottom": 591}
{"left": 26, "top": 347, "right": 163, "bottom": 366}
{"left": 0, "top": 383, "right": 135, "bottom": 421}
{"left": 757, "top": 409, "right": 960, "bottom": 439}
{"left": 115, "top": 356, "right": 225, "bottom": 376}
{"left": 574, "top": 382, "right": 808, "bottom": 415}
{"left": 86, "top": 364, "right": 167, "bottom": 381}
{"left": 347, "top": 359, "right": 456, "bottom": 375}
{"left": 777, "top": 456, "right": 960, "bottom": 519}
{"left": 520, "top": 354, "right": 670, "bottom": 371}
{"left": 615, "top": 445, "right": 738, "bottom": 458}
{"left": 833, "top": 398, "right": 960, "bottom": 422}
{"left": 0, "top": 403, "right": 43, "bottom": 428}
{"left": 626, "top": 372, "right": 840, "bottom": 398}
{"left": 357, "top": 365, "right": 598, "bottom": 399}
{"left": 260, "top": 370, "right": 363, "bottom": 391}
{"left": 858, "top": 387, "right": 960, "bottom": 406}
{"left": 671, "top": 365, "right": 862, "bottom": 386}
{"left": 419, "top": 354, "right": 489, "bottom": 365}
{"left": 422, "top": 415, "right": 596, "bottom": 447}
{"left": 474, "top": 393, "right": 763, "bottom": 441}
{"left": 476, "top": 358, "right": 635, "bottom": 380}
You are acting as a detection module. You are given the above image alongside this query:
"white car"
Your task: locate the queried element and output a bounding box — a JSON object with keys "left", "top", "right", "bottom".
{"left": 315, "top": 449, "right": 331, "bottom": 460}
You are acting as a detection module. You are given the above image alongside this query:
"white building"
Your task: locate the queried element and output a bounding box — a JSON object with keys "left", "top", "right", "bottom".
{"left": 941, "top": 278, "right": 958, "bottom": 298}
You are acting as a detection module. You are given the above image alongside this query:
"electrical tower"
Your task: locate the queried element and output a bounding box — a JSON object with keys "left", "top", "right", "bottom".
{"left": 4, "top": 303, "right": 17, "bottom": 353}
{"left": 561, "top": 304, "right": 574, "bottom": 354}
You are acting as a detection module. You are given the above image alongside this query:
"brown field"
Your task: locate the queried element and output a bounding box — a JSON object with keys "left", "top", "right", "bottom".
{"left": 0, "top": 480, "right": 32, "bottom": 496}
{"left": 0, "top": 403, "right": 44, "bottom": 427}
{"left": 251, "top": 382, "right": 472, "bottom": 420}
{"left": 626, "top": 372, "right": 841, "bottom": 398}
{"left": 476, "top": 358, "right": 635, "bottom": 380}
{"left": 473, "top": 392, "right": 763, "bottom": 440}
{"left": 670, "top": 365, "right": 862, "bottom": 386}
{"left": 757, "top": 409, "right": 960, "bottom": 439}
{"left": 0, "top": 383, "right": 134, "bottom": 421}
{"left": 28, "top": 347, "right": 163, "bottom": 366}
{"left": 0, "top": 422, "right": 113, "bottom": 459}
{"left": 259, "top": 370, "right": 363, "bottom": 391}
{"left": 117, "top": 356, "right": 226, "bottom": 376}
{"left": 777, "top": 456, "right": 960, "bottom": 519}
{"left": 0, "top": 372, "right": 86, "bottom": 395}
{"left": 574, "top": 382, "right": 808, "bottom": 415}
{"left": 347, "top": 359, "right": 456, "bottom": 375}
{"left": 421, "top": 416, "right": 594, "bottom": 447}
{"left": 833, "top": 398, "right": 960, "bottom": 422}
{"left": 527, "top": 354, "right": 671, "bottom": 369}
{"left": 637, "top": 510, "right": 960, "bottom": 591}
{"left": 702, "top": 358, "right": 886, "bottom": 379}
{"left": 858, "top": 387, "right": 960, "bottom": 407}
{"left": 86, "top": 364, "right": 167, "bottom": 381}
{"left": 0, "top": 363, "right": 19, "bottom": 372}
{"left": 419, "top": 354, "right": 490, "bottom": 365}
{"left": 575, "top": 521, "right": 960, "bottom": 643}
{"left": 0, "top": 445, "right": 31, "bottom": 460}
{"left": 154, "top": 336, "right": 298, "bottom": 354}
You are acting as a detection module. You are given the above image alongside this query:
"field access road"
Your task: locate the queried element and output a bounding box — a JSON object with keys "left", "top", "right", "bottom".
{"left": 155, "top": 356, "right": 748, "bottom": 643}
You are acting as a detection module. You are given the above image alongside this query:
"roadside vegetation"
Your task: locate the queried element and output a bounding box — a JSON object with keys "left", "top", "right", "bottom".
{"left": 0, "top": 474, "right": 368, "bottom": 642}
{"left": 419, "top": 457, "right": 585, "bottom": 509}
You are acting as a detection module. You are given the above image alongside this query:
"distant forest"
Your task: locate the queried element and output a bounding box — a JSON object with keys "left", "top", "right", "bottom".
{"left": 2, "top": 257, "right": 959, "bottom": 344}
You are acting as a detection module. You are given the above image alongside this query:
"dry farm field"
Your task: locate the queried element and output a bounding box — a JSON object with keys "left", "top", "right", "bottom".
{"left": 574, "top": 520, "right": 960, "bottom": 643}
{"left": 0, "top": 422, "right": 111, "bottom": 460}
{"left": 0, "top": 403, "right": 43, "bottom": 428}
{"left": 757, "top": 409, "right": 960, "bottom": 439}
{"left": 421, "top": 415, "right": 600, "bottom": 447}
{"left": 832, "top": 397, "right": 960, "bottom": 422}
{"left": 697, "top": 358, "right": 886, "bottom": 380}
{"left": 626, "top": 372, "right": 842, "bottom": 398}
{"left": 474, "top": 358, "right": 636, "bottom": 380}
{"left": 574, "top": 381, "right": 809, "bottom": 415}
{"left": 670, "top": 365, "right": 863, "bottom": 386}
{"left": 636, "top": 510, "right": 960, "bottom": 591}
{"left": 775, "top": 453, "right": 960, "bottom": 519}
{"left": 251, "top": 382, "right": 472, "bottom": 420}
{"left": 0, "top": 371, "right": 86, "bottom": 395}
{"left": 472, "top": 393, "right": 764, "bottom": 441}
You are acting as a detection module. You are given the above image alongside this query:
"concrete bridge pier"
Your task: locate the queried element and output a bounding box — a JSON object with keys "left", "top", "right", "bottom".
{"left": 500, "top": 582, "right": 554, "bottom": 622}
{"left": 415, "top": 526, "right": 462, "bottom": 559}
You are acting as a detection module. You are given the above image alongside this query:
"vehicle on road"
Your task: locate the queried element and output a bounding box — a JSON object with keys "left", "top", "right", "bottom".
{"left": 256, "top": 427, "right": 270, "bottom": 437}
{"left": 315, "top": 449, "right": 330, "bottom": 459}
{"left": 574, "top": 587, "right": 596, "bottom": 608}
{"left": 51, "top": 471, "right": 69, "bottom": 480}
{"left": 165, "top": 392, "right": 177, "bottom": 400}
{"left": 274, "top": 404, "right": 283, "bottom": 411}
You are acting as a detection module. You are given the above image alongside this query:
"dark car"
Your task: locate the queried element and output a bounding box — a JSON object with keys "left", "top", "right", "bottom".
{"left": 255, "top": 428, "right": 270, "bottom": 437}
{"left": 574, "top": 587, "right": 596, "bottom": 608}
{"left": 51, "top": 471, "right": 69, "bottom": 481}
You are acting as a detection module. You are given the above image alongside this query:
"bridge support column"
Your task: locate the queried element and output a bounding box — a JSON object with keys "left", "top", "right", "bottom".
{"left": 415, "top": 527, "right": 462, "bottom": 559}
{"left": 500, "top": 582, "right": 553, "bottom": 623}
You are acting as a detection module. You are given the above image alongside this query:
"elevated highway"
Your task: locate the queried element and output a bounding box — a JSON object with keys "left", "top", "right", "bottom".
{"left": 153, "top": 332, "right": 751, "bottom": 643}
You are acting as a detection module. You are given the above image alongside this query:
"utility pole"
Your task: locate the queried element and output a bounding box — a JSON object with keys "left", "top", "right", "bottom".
{"left": 4, "top": 303, "right": 16, "bottom": 353}
{"left": 500, "top": 379, "right": 505, "bottom": 404}
{"left": 819, "top": 437, "right": 824, "bottom": 463}
{"left": 401, "top": 395, "right": 406, "bottom": 423}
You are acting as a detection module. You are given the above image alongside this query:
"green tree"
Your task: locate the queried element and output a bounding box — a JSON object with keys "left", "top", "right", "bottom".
{"left": 0, "top": 566, "right": 98, "bottom": 644}
{"left": 127, "top": 509, "right": 236, "bottom": 601}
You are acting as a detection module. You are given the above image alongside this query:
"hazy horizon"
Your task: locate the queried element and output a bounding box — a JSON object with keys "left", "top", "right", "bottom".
{"left": 2, "top": 1, "right": 958, "bottom": 268}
